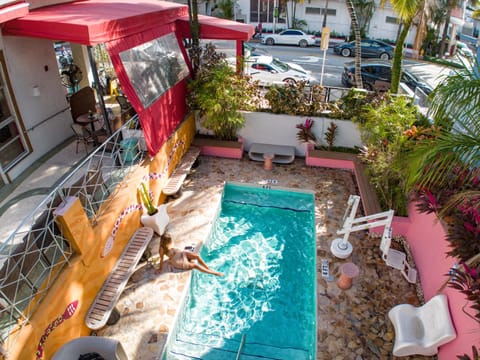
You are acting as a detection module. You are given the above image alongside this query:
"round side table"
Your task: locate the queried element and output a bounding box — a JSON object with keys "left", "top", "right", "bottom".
{"left": 263, "top": 153, "right": 274, "bottom": 171}
{"left": 337, "top": 262, "right": 359, "bottom": 290}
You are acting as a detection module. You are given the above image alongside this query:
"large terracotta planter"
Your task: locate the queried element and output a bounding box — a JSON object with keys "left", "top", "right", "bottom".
{"left": 192, "top": 137, "right": 244, "bottom": 159}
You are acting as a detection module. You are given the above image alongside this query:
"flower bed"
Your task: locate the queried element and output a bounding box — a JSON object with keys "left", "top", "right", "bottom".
{"left": 306, "top": 147, "right": 477, "bottom": 359}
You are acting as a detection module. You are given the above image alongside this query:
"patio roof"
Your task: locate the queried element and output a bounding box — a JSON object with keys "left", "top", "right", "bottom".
{"left": 2, "top": 0, "right": 253, "bottom": 45}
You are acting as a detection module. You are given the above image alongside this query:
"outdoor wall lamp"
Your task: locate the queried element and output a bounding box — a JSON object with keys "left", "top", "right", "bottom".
{"left": 32, "top": 85, "right": 40, "bottom": 97}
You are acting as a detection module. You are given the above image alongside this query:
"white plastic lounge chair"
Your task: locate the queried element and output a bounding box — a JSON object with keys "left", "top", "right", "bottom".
{"left": 52, "top": 336, "right": 128, "bottom": 360}
{"left": 388, "top": 294, "right": 456, "bottom": 356}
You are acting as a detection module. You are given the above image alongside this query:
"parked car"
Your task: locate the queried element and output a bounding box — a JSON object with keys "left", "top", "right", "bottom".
{"left": 341, "top": 60, "right": 433, "bottom": 94}
{"left": 334, "top": 39, "right": 394, "bottom": 60}
{"left": 261, "top": 29, "right": 316, "bottom": 48}
{"left": 244, "top": 42, "right": 269, "bottom": 57}
{"left": 456, "top": 41, "right": 474, "bottom": 59}
{"left": 245, "top": 55, "right": 318, "bottom": 86}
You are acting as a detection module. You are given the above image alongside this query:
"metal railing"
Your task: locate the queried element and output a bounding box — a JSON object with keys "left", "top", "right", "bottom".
{"left": 0, "top": 116, "right": 146, "bottom": 347}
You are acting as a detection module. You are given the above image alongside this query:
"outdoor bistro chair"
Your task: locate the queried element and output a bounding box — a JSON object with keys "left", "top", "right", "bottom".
{"left": 116, "top": 95, "right": 136, "bottom": 122}
{"left": 69, "top": 86, "right": 97, "bottom": 125}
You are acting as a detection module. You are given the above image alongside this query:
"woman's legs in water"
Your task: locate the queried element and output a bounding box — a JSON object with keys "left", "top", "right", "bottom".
{"left": 185, "top": 252, "right": 210, "bottom": 270}
{"left": 191, "top": 263, "right": 224, "bottom": 276}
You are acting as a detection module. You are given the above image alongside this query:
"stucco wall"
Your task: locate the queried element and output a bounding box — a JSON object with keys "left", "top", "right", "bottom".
{"left": 402, "top": 202, "right": 480, "bottom": 359}
{"left": 238, "top": 112, "right": 362, "bottom": 155}
{"left": 2, "top": 35, "right": 72, "bottom": 180}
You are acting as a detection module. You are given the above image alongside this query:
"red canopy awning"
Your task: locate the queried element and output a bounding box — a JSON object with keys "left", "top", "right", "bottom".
{"left": 176, "top": 15, "right": 254, "bottom": 41}
{"left": 2, "top": 0, "right": 254, "bottom": 156}
{"left": 0, "top": 1, "right": 28, "bottom": 24}
{"left": 2, "top": 0, "right": 189, "bottom": 45}
{"left": 2, "top": 0, "right": 254, "bottom": 45}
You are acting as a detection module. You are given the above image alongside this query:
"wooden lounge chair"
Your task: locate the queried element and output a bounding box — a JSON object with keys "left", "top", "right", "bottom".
{"left": 162, "top": 146, "right": 200, "bottom": 196}
{"left": 85, "top": 227, "right": 154, "bottom": 330}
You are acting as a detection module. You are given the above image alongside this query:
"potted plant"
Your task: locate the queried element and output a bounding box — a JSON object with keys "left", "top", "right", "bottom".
{"left": 188, "top": 44, "right": 260, "bottom": 158}
{"left": 138, "top": 182, "right": 169, "bottom": 235}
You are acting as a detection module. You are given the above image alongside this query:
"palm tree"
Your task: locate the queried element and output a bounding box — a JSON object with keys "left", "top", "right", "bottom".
{"left": 407, "top": 60, "right": 480, "bottom": 352}
{"left": 187, "top": 0, "right": 201, "bottom": 76}
{"left": 384, "top": 0, "right": 421, "bottom": 93}
{"left": 346, "top": 0, "right": 363, "bottom": 88}
{"left": 217, "top": 0, "right": 235, "bottom": 19}
{"left": 438, "top": 0, "right": 457, "bottom": 58}
{"left": 353, "top": 0, "right": 376, "bottom": 38}
{"left": 408, "top": 60, "right": 480, "bottom": 189}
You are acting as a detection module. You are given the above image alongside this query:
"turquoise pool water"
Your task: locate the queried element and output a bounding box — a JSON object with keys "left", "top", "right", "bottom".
{"left": 165, "top": 183, "right": 317, "bottom": 360}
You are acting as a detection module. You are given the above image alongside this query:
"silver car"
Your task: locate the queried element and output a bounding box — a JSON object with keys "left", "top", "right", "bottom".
{"left": 246, "top": 56, "right": 318, "bottom": 86}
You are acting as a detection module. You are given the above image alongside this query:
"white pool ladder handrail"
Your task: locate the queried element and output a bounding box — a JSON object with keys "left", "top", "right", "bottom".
{"left": 331, "top": 194, "right": 417, "bottom": 283}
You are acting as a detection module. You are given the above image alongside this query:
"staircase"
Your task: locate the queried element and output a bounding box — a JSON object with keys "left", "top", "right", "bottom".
{"left": 164, "top": 331, "right": 312, "bottom": 360}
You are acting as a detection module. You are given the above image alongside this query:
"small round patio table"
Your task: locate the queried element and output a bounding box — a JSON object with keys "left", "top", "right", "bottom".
{"left": 337, "top": 262, "right": 360, "bottom": 290}
{"left": 263, "top": 153, "right": 274, "bottom": 171}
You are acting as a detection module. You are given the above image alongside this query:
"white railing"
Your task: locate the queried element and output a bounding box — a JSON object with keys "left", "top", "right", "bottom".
{"left": 0, "top": 116, "right": 146, "bottom": 347}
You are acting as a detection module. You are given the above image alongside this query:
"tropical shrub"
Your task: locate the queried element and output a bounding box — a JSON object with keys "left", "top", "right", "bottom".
{"left": 265, "top": 82, "right": 328, "bottom": 116}
{"left": 328, "top": 88, "right": 376, "bottom": 120}
{"left": 324, "top": 122, "right": 338, "bottom": 150}
{"left": 187, "top": 44, "right": 260, "bottom": 140}
{"left": 354, "top": 93, "right": 422, "bottom": 215}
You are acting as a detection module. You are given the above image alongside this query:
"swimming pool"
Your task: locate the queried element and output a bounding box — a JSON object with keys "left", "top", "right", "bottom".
{"left": 164, "top": 182, "right": 317, "bottom": 359}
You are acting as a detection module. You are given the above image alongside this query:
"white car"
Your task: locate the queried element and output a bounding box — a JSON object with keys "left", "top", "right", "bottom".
{"left": 261, "top": 29, "right": 316, "bottom": 48}
{"left": 456, "top": 41, "right": 474, "bottom": 59}
{"left": 246, "top": 56, "right": 318, "bottom": 86}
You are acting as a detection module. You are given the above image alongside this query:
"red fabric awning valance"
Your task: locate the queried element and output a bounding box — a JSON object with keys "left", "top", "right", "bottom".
{"left": 2, "top": 0, "right": 188, "bottom": 45}
{"left": 176, "top": 15, "right": 254, "bottom": 41}
{"left": 0, "top": 2, "right": 28, "bottom": 24}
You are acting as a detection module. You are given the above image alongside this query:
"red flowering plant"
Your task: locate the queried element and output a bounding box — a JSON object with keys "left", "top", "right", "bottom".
{"left": 296, "top": 118, "right": 319, "bottom": 148}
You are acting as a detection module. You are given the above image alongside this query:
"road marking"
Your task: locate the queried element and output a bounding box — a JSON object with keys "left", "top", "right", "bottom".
{"left": 292, "top": 56, "right": 320, "bottom": 63}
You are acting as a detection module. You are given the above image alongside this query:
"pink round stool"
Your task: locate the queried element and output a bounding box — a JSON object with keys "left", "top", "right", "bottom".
{"left": 337, "top": 262, "right": 359, "bottom": 290}
{"left": 263, "top": 153, "right": 274, "bottom": 171}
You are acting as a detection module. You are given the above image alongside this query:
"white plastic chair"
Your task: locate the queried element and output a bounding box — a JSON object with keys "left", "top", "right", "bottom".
{"left": 388, "top": 294, "right": 456, "bottom": 356}
{"left": 52, "top": 336, "right": 128, "bottom": 360}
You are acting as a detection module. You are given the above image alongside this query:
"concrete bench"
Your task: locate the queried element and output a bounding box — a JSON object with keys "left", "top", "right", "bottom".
{"left": 248, "top": 143, "right": 295, "bottom": 164}
{"left": 162, "top": 146, "right": 200, "bottom": 196}
{"left": 85, "top": 227, "right": 154, "bottom": 330}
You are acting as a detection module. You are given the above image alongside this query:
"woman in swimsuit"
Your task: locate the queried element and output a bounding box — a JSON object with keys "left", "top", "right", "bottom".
{"left": 158, "top": 234, "right": 224, "bottom": 276}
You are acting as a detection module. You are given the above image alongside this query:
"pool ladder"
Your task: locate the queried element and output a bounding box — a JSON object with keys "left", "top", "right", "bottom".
{"left": 235, "top": 334, "right": 246, "bottom": 360}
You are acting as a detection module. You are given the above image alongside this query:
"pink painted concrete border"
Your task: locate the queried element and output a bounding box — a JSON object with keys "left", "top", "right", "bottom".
{"left": 306, "top": 150, "right": 479, "bottom": 358}
{"left": 194, "top": 138, "right": 244, "bottom": 159}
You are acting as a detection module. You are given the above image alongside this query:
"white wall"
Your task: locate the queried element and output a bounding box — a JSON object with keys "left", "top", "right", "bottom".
{"left": 302, "top": 0, "right": 351, "bottom": 35}
{"left": 2, "top": 35, "right": 73, "bottom": 180}
{"left": 238, "top": 111, "right": 362, "bottom": 156}
{"left": 236, "top": 0, "right": 408, "bottom": 42}
{"left": 368, "top": 5, "right": 417, "bottom": 45}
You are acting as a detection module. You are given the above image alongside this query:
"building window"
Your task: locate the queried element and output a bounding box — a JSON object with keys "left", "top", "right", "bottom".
{"left": 305, "top": 7, "right": 336, "bottom": 16}
{"left": 305, "top": 7, "right": 321, "bottom": 14}
{"left": 250, "top": 0, "right": 286, "bottom": 24}
{"left": 386, "top": 16, "right": 399, "bottom": 24}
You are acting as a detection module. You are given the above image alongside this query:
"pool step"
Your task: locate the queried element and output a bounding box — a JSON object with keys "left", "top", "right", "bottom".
{"left": 165, "top": 334, "right": 311, "bottom": 360}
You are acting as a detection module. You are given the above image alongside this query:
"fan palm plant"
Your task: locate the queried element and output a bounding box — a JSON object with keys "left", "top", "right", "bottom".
{"left": 407, "top": 61, "right": 480, "bottom": 349}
